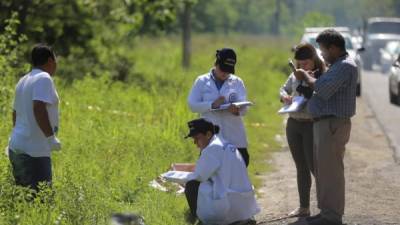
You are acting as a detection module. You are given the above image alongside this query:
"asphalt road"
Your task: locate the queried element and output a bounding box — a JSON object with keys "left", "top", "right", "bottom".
{"left": 361, "top": 69, "right": 400, "bottom": 162}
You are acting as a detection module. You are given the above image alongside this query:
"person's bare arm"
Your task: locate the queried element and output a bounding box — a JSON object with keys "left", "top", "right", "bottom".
{"left": 12, "top": 110, "right": 16, "bottom": 127}
{"left": 33, "top": 100, "right": 53, "bottom": 137}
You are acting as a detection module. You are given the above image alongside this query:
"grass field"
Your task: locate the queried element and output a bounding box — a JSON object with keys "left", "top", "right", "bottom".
{"left": 0, "top": 35, "right": 291, "bottom": 225}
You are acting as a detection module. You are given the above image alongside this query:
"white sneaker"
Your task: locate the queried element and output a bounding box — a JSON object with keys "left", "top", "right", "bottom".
{"left": 288, "top": 207, "right": 310, "bottom": 217}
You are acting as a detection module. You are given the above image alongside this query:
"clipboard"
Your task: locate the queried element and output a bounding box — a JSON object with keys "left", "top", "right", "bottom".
{"left": 161, "top": 171, "right": 193, "bottom": 185}
{"left": 278, "top": 96, "right": 307, "bottom": 114}
{"left": 211, "top": 101, "right": 253, "bottom": 111}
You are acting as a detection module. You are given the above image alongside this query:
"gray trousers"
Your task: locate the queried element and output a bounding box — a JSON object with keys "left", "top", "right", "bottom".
{"left": 313, "top": 118, "right": 351, "bottom": 223}
{"left": 286, "top": 117, "right": 314, "bottom": 208}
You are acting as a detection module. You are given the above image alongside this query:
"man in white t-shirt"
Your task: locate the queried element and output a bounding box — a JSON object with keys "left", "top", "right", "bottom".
{"left": 8, "top": 44, "right": 61, "bottom": 191}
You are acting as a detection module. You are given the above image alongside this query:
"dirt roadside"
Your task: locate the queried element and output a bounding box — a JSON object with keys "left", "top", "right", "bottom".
{"left": 255, "top": 98, "right": 400, "bottom": 225}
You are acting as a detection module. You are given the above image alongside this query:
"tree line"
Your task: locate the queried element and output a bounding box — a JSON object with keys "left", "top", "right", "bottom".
{"left": 0, "top": 0, "right": 399, "bottom": 80}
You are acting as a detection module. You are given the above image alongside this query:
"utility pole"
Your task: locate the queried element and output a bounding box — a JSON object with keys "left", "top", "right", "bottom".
{"left": 272, "top": 0, "right": 281, "bottom": 35}
{"left": 182, "top": 0, "right": 192, "bottom": 69}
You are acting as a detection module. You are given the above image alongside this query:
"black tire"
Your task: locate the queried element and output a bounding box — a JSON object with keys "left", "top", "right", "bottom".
{"left": 356, "top": 83, "right": 361, "bottom": 97}
{"left": 397, "top": 83, "right": 400, "bottom": 105}
{"left": 390, "top": 90, "right": 396, "bottom": 104}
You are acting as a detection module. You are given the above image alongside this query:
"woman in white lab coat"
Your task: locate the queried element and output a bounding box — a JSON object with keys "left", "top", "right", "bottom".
{"left": 188, "top": 48, "right": 250, "bottom": 167}
{"left": 184, "top": 118, "right": 259, "bottom": 225}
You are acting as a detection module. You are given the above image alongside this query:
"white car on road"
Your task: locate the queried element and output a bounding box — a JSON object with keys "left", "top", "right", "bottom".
{"left": 389, "top": 54, "right": 400, "bottom": 105}
{"left": 380, "top": 41, "right": 400, "bottom": 74}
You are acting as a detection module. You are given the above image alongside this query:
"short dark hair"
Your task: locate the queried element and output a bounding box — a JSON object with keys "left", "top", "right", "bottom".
{"left": 316, "top": 29, "right": 346, "bottom": 50}
{"left": 31, "top": 44, "right": 55, "bottom": 67}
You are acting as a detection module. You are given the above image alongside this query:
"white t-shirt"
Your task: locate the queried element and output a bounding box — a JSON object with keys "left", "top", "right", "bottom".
{"left": 9, "top": 69, "right": 59, "bottom": 157}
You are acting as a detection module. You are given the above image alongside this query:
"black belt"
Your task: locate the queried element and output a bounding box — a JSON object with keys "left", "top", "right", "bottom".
{"left": 313, "top": 115, "right": 336, "bottom": 122}
{"left": 290, "top": 117, "right": 314, "bottom": 122}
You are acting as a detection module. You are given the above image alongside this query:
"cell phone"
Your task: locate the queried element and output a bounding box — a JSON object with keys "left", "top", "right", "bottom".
{"left": 288, "top": 59, "right": 296, "bottom": 72}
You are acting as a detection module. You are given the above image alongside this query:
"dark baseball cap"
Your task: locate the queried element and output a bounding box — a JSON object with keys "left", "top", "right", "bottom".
{"left": 185, "top": 118, "right": 215, "bottom": 138}
{"left": 216, "top": 48, "right": 236, "bottom": 74}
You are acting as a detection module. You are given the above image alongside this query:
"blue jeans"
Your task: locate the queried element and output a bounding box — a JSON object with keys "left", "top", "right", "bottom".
{"left": 8, "top": 149, "right": 52, "bottom": 191}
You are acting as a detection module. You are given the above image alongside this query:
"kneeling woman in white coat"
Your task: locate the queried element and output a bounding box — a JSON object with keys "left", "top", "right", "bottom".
{"left": 184, "top": 118, "right": 259, "bottom": 225}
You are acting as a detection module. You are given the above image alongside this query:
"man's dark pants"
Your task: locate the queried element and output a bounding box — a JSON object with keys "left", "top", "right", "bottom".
{"left": 8, "top": 149, "right": 52, "bottom": 191}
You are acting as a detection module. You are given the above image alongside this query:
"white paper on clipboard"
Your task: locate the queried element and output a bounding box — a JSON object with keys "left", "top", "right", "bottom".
{"left": 161, "top": 171, "right": 194, "bottom": 185}
{"left": 211, "top": 101, "right": 253, "bottom": 111}
{"left": 278, "top": 96, "right": 307, "bottom": 114}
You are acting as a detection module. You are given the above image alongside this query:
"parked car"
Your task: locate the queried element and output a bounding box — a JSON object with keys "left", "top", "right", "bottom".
{"left": 389, "top": 54, "right": 400, "bottom": 105}
{"left": 380, "top": 41, "right": 400, "bottom": 74}
{"left": 351, "top": 29, "right": 363, "bottom": 50}
{"left": 300, "top": 27, "right": 363, "bottom": 96}
{"left": 362, "top": 17, "right": 400, "bottom": 70}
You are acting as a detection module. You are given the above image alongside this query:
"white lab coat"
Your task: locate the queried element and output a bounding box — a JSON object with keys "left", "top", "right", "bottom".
{"left": 188, "top": 71, "right": 248, "bottom": 148}
{"left": 187, "top": 135, "right": 260, "bottom": 225}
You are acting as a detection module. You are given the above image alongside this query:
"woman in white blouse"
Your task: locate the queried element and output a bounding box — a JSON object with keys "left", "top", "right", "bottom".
{"left": 280, "top": 43, "right": 326, "bottom": 217}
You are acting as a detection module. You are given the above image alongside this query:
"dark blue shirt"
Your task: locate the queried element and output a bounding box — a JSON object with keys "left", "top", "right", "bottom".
{"left": 308, "top": 54, "right": 358, "bottom": 118}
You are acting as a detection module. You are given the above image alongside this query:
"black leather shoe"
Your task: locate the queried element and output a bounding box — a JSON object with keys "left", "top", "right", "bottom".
{"left": 305, "top": 214, "right": 322, "bottom": 222}
{"left": 307, "top": 217, "right": 342, "bottom": 225}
